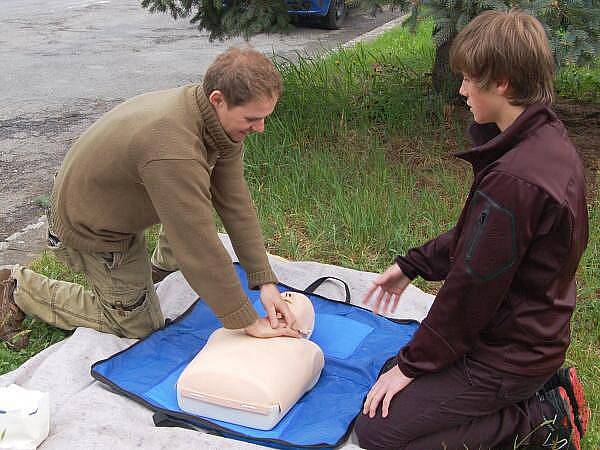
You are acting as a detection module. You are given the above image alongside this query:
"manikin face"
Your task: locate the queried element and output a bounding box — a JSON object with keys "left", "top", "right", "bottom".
{"left": 459, "top": 74, "right": 507, "bottom": 126}
{"left": 209, "top": 90, "right": 278, "bottom": 142}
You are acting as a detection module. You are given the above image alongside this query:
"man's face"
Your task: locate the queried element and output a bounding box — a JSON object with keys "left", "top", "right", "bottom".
{"left": 459, "top": 74, "right": 505, "bottom": 126}
{"left": 209, "top": 91, "right": 278, "bottom": 142}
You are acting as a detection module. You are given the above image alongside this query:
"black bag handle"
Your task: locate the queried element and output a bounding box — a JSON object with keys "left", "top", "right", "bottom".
{"left": 304, "top": 276, "right": 351, "bottom": 304}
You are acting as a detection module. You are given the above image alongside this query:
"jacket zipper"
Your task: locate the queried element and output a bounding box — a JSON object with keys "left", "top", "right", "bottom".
{"left": 466, "top": 206, "right": 490, "bottom": 260}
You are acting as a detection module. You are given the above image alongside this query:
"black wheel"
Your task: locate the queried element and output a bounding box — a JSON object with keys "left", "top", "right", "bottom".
{"left": 322, "top": 0, "right": 346, "bottom": 29}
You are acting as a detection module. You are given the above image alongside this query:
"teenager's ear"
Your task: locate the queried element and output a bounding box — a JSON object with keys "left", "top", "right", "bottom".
{"left": 495, "top": 79, "right": 511, "bottom": 96}
{"left": 209, "top": 90, "right": 226, "bottom": 108}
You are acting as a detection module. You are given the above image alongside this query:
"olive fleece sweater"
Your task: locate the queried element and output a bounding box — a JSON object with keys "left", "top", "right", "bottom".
{"left": 50, "top": 84, "right": 278, "bottom": 329}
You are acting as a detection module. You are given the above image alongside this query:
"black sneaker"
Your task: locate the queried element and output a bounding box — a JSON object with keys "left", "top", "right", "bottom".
{"left": 538, "top": 387, "right": 581, "bottom": 450}
{"left": 544, "top": 367, "right": 590, "bottom": 437}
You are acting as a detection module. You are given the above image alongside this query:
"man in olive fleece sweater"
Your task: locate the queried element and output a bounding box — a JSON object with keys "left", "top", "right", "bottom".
{"left": 0, "top": 47, "right": 299, "bottom": 348}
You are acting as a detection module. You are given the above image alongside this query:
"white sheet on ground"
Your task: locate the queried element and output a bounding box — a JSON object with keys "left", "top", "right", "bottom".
{"left": 0, "top": 234, "right": 434, "bottom": 450}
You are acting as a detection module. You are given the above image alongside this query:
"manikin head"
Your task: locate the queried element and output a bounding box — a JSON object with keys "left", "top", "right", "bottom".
{"left": 281, "top": 292, "right": 315, "bottom": 339}
{"left": 203, "top": 47, "right": 283, "bottom": 142}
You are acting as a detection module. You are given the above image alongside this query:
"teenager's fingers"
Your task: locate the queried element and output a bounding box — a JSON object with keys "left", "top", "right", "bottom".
{"left": 382, "top": 292, "right": 393, "bottom": 315}
{"left": 372, "top": 288, "right": 386, "bottom": 315}
{"left": 363, "top": 379, "right": 382, "bottom": 414}
{"left": 369, "top": 388, "right": 385, "bottom": 418}
{"left": 381, "top": 391, "right": 395, "bottom": 418}
{"left": 380, "top": 293, "right": 389, "bottom": 315}
{"left": 363, "top": 387, "right": 375, "bottom": 414}
{"left": 363, "top": 375, "right": 388, "bottom": 418}
{"left": 362, "top": 283, "right": 378, "bottom": 306}
{"left": 391, "top": 293, "right": 401, "bottom": 313}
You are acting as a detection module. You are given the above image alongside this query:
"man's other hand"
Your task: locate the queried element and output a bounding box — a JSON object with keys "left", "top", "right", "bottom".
{"left": 244, "top": 317, "right": 300, "bottom": 339}
{"left": 259, "top": 283, "right": 296, "bottom": 328}
{"left": 362, "top": 264, "right": 411, "bottom": 315}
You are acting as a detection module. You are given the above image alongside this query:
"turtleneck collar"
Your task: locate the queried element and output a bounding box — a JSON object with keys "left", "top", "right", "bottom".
{"left": 194, "top": 85, "right": 242, "bottom": 155}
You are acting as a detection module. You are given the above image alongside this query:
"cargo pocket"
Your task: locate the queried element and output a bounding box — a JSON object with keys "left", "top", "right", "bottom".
{"left": 463, "top": 190, "right": 517, "bottom": 281}
{"left": 100, "top": 288, "right": 164, "bottom": 339}
{"left": 98, "top": 251, "right": 126, "bottom": 271}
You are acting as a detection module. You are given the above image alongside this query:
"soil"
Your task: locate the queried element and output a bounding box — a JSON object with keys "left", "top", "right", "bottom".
{"left": 553, "top": 98, "right": 600, "bottom": 194}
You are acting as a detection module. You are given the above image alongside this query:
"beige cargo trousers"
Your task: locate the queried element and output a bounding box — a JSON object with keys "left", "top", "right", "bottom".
{"left": 10, "top": 226, "right": 176, "bottom": 338}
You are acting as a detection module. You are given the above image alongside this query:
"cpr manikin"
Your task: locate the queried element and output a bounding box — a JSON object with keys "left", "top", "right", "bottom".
{"left": 176, "top": 292, "right": 324, "bottom": 430}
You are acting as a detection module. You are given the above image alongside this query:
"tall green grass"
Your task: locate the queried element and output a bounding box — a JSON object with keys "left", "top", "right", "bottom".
{"left": 556, "top": 60, "right": 600, "bottom": 103}
{"left": 246, "top": 21, "right": 469, "bottom": 275}
{"left": 1, "top": 18, "right": 598, "bottom": 449}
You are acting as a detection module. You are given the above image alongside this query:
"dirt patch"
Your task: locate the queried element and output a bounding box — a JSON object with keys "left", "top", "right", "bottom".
{"left": 553, "top": 98, "right": 600, "bottom": 193}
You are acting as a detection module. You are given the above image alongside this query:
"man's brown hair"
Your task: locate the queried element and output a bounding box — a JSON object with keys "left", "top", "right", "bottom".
{"left": 203, "top": 47, "right": 283, "bottom": 106}
{"left": 450, "top": 9, "right": 555, "bottom": 105}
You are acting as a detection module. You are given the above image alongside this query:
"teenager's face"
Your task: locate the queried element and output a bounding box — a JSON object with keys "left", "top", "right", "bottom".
{"left": 459, "top": 75, "right": 505, "bottom": 125}
{"left": 210, "top": 91, "right": 278, "bottom": 142}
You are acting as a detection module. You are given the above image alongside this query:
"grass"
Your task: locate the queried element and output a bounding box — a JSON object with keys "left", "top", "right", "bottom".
{"left": 2, "top": 19, "right": 598, "bottom": 449}
{"left": 555, "top": 60, "right": 600, "bottom": 103}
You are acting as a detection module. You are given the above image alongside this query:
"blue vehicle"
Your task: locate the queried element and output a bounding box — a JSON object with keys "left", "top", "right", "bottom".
{"left": 286, "top": 0, "right": 347, "bottom": 29}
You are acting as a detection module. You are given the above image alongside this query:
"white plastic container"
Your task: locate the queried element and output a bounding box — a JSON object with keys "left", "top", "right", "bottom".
{"left": 0, "top": 384, "right": 49, "bottom": 450}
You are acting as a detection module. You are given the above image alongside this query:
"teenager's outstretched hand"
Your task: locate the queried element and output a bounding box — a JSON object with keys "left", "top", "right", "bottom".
{"left": 362, "top": 264, "right": 410, "bottom": 315}
{"left": 363, "top": 365, "right": 413, "bottom": 418}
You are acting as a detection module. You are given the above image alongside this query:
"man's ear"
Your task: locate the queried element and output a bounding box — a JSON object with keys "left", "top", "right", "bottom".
{"left": 208, "top": 90, "right": 226, "bottom": 108}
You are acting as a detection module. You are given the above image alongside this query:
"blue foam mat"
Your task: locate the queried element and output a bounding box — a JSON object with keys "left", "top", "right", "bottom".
{"left": 91, "top": 264, "right": 418, "bottom": 449}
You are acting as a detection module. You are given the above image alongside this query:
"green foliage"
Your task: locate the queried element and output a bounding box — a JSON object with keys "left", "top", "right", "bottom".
{"left": 555, "top": 60, "right": 600, "bottom": 101}
{"left": 141, "top": 0, "right": 292, "bottom": 40}
{"left": 141, "top": 0, "right": 599, "bottom": 66}
{"left": 393, "top": 0, "right": 600, "bottom": 66}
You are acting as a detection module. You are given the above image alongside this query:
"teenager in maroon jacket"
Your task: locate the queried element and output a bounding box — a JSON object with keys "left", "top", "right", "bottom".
{"left": 355, "top": 10, "right": 590, "bottom": 450}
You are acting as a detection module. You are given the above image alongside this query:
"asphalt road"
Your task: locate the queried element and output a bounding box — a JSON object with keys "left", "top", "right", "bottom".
{"left": 0, "top": 0, "right": 401, "bottom": 240}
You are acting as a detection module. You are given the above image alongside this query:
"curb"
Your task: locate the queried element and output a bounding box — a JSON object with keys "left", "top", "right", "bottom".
{"left": 343, "top": 12, "right": 408, "bottom": 47}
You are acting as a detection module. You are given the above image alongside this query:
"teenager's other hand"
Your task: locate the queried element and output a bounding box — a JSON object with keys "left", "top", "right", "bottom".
{"left": 363, "top": 365, "right": 413, "bottom": 418}
{"left": 259, "top": 283, "right": 296, "bottom": 329}
{"left": 362, "top": 264, "right": 410, "bottom": 315}
{"left": 244, "top": 316, "right": 300, "bottom": 339}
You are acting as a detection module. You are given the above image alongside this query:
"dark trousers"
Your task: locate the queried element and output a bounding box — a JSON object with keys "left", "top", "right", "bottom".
{"left": 354, "top": 357, "right": 552, "bottom": 450}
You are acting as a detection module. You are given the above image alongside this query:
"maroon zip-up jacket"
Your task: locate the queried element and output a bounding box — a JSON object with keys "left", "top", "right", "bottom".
{"left": 395, "top": 104, "right": 589, "bottom": 378}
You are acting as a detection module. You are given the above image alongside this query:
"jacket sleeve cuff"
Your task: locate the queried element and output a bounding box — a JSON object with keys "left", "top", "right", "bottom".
{"left": 395, "top": 256, "right": 419, "bottom": 280}
{"left": 219, "top": 300, "right": 259, "bottom": 329}
{"left": 396, "top": 354, "right": 425, "bottom": 379}
{"left": 395, "top": 322, "right": 460, "bottom": 378}
{"left": 247, "top": 268, "right": 279, "bottom": 290}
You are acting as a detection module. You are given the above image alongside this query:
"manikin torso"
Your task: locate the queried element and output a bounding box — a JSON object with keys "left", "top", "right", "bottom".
{"left": 177, "top": 292, "right": 324, "bottom": 430}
